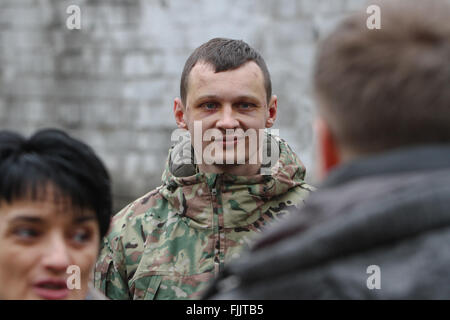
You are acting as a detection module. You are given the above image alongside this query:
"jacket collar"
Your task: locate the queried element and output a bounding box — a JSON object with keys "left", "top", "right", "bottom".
{"left": 158, "top": 133, "right": 307, "bottom": 228}
{"left": 323, "top": 144, "right": 450, "bottom": 188}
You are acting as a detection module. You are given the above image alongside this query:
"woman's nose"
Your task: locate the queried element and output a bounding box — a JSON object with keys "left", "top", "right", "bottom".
{"left": 41, "top": 234, "right": 71, "bottom": 273}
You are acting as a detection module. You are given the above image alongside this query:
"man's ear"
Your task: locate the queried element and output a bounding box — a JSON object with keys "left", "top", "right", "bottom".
{"left": 265, "top": 95, "right": 278, "bottom": 128}
{"left": 174, "top": 98, "right": 187, "bottom": 129}
{"left": 315, "top": 116, "right": 341, "bottom": 179}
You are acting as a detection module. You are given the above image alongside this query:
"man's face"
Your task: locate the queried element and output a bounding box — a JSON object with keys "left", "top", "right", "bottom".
{"left": 177, "top": 61, "right": 277, "bottom": 170}
{"left": 0, "top": 192, "right": 100, "bottom": 300}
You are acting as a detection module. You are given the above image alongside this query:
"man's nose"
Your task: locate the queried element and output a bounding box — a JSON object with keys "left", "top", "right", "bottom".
{"left": 42, "top": 233, "right": 71, "bottom": 273}
{"left": 216, "top": 105, "right": 239, "bottom": 129}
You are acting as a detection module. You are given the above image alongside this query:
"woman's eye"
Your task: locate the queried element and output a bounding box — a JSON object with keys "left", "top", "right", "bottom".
{"left": 71, "top": 229, "right": 91, "bottom": 244}
{"left": 14, "top": 228, "right": 39, "bottom": 239}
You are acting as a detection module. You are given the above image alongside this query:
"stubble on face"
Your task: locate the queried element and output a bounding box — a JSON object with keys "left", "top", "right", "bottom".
{"left": 182, "top": 61, "right": 271, "bottom": 175}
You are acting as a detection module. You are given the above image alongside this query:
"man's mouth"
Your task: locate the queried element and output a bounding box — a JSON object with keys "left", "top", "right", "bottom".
{"left": 33, "top": 279, "right": 70, "bottom": 300}
{"left": 221, "top": 136, "right": 242, "bottom": 146}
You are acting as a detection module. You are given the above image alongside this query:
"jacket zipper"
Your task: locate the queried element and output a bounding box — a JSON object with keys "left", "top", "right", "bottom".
{"left": 211, "top": 175, "right": 223, "bottom": 275}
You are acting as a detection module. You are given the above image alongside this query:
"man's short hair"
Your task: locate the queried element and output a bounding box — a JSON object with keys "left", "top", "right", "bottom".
{"left": 314, "top": 0, "right": 450, "bottom": 154}
{"left": 0, "top": 128, "right": 112, "bottom": 239}
{"left": 180, "top": 38, "right": 272, "bottom": 105}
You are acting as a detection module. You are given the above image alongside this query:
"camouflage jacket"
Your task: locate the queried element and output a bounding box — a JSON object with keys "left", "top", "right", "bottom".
{"left": 94, "top": 134, "right": 313, "bottom": 300}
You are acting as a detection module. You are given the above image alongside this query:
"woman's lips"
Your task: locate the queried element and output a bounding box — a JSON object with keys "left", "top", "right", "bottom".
{"left": 33, "top": 279, "right": 69, "bottom": 300}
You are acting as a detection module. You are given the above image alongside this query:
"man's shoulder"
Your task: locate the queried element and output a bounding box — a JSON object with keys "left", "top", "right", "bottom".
{"left": 292, "top": 181, "right": 316, "bottom": 194}
{"left": 271, "top": 181, "right": 315, "bottom": 207}
{"left": 107, "top": 187, "right": 170, "bottom": 239}
{"left": 99, "top": 187, "right": 172, "bottom": 276}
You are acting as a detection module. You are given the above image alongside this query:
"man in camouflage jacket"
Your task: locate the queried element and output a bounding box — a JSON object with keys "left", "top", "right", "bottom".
{"left": 94, "top": 38, "right": 313, "bottom": 299}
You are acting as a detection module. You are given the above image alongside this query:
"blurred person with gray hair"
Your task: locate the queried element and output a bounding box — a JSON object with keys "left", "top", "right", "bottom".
{"left": 204, "top": 0, "right": 450, "bottom": 299}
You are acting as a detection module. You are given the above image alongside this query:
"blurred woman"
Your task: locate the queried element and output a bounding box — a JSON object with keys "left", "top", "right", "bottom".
{"left": 0, "top": 128, "right": 112, "bottom": 300}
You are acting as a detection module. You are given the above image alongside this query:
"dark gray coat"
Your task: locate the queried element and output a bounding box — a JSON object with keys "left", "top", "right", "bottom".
{"left": 205, "top": 145, "right": 450, "bottom": 299}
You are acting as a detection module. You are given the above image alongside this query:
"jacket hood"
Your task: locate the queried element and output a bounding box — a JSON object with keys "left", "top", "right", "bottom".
{"left": 158, "top": 131, "right": 308, "bottom": 228}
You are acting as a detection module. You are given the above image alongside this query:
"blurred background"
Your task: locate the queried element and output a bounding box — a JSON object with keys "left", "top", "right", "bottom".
{"left": 0, "top": 0, "right": 365, "bottom": 211}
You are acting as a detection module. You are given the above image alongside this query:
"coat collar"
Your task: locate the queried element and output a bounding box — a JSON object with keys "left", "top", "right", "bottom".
{"left": 323, "top": 144, "right": 450, "bottom": 188}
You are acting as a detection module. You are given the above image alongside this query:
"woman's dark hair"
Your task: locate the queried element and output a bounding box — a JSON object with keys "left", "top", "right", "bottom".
{"left": 0, "top": 128, "right": 112, "bottom": 239}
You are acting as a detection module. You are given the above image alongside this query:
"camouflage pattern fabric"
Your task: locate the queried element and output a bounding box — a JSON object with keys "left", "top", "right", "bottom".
{"left": 94, "top": 134, "right": 314, "bottom": 300}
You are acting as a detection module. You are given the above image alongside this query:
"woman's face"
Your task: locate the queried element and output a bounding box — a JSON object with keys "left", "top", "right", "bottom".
{"left": 0, "top": 195, "right": 100, "bottom": 300}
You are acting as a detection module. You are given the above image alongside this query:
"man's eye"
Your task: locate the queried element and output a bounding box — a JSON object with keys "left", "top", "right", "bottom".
{"left": 238, "top": 103, "right": 253, "bottom": 109}
{"left": 202, "top": 103, "right": 217, "bottom": 110}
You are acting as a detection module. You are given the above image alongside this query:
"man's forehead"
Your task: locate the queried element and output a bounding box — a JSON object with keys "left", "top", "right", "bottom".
{"left": 189, "top": 61, "right": 264, "bottom": 84}
{"left": 187, "top": 61, "right": 266, "bottom": 100}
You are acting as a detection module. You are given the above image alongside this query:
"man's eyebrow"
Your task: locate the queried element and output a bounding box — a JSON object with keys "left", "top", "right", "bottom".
{"left": 195, "top": 95, "right": 261, "bottom": 102}
{"left": 195, "top": 95, "right": 221, "bottom": 102}
{"left": 232, "top": 95, "right": 261, "bottom": 102}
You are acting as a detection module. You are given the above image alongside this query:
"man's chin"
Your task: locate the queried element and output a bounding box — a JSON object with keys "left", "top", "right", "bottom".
{"left": 205, "top": 159, "right": 253, "bottom": 168}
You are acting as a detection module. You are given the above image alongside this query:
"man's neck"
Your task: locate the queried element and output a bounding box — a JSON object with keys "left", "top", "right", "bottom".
{"left": 198, "top": 163, "right": 262, "bottom": 176}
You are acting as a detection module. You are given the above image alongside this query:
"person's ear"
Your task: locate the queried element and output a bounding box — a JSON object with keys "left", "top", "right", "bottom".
{"left": 315, "top": 116, "right": 341, "bottom": 179}
{"left": 265, "top": 95, "right": 278, "bottom": 128}
{"left": 174, "top": 98, "right": 187, "bottom": 129}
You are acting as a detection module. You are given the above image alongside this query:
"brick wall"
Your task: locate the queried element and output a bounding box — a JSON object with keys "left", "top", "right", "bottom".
{"left": 0, "top": 0, "right": 366, "bottom": 211}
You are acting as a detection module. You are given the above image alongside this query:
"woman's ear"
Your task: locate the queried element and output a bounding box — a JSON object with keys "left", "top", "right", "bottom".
{"left": 174, "top": 98, "right": 187, "bottom": 129}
